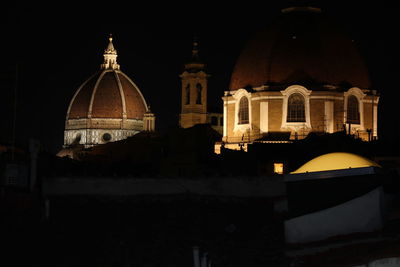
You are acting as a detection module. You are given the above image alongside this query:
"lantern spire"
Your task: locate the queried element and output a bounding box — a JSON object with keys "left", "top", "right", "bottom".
{"left": 101, "top": 34, "right": 120, "bottom": 70}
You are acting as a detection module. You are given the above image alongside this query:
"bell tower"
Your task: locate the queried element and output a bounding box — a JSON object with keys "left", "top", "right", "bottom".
{"left": 179, "top": 38, "right": 209, "bottom": 128}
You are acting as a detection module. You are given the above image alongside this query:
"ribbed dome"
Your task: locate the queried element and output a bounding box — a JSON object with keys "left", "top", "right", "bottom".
{"left": 67, "top": 69, "right": 147, "bottom": 120}
{"left": 229, "top": 7, "right": 371, "bottom": 90}
{"left": 62, "top": 35, "right": 155, "bottom": 150}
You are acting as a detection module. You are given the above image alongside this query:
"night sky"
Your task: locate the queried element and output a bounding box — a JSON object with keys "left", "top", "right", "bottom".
{"left": 0, "top": 1, "right": 394, "bottom": 154}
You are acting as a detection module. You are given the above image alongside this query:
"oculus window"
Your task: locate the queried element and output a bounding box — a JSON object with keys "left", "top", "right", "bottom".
{"left": 102, "top": 133, "right": 112, "bottom": 142}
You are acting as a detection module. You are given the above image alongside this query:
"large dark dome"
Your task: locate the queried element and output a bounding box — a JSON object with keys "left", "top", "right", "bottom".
{"left": 229, "top": 7, "right": 371, "bottom": 90}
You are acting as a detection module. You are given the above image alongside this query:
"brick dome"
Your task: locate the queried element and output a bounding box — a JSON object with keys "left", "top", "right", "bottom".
{"left": 229, "top": 7, "right": 371, "bottom": 90}
{"left": 62, "top": 35, "right": 155, "bottom": 149}
{"left": 67, "top": 69, "right": 147, "bottom": 120}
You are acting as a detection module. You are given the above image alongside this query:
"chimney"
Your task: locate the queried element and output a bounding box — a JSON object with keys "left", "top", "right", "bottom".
{"left": 201, "top": 252, "right": 208, "bottom": 267}
{"left": 29, "top": 138, "right": 40, "bottom": 191}
{"left": 193, "top": 246, "right": 200, "bottom": 267}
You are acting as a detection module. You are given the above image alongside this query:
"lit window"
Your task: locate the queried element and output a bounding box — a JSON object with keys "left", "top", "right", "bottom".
{"left": 238, "top": 97, "right": 249, "bottom": 124}
{"left": 287, "top": 93, "right": 305, "bottom": 122}
{"left": 274, "top": 163, "right": 284, "bottom": 174}
{"left": 347, "top": 95, "right": 360, "bottom": 124}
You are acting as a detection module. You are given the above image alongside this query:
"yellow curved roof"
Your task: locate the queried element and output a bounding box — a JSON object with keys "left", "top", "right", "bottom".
{"left": 291, "top": 152, "right": 381, "bottom": 174}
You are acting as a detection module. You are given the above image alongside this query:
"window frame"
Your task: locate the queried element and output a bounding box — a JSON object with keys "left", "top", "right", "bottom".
{"left": 346, "top": 95, "right": 360, "bottom": 124}
{"left": 238, "top": 96, "right": 249, "bottom": 125}
{"left": 280, "top": 85, "right": 312, "bottom": 132}
{"left": 287, "top": 93, "right": 306, "bottom": 123}
{"left": 232, "top": 89, "right": 252, "bottom": 133}
{"left": 344, "top": 87, "right": 366, "bottom": 132}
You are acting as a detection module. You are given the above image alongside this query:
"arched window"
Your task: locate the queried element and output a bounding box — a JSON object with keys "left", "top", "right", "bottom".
{"left": 196, "top": 83, "right": 202, "bottom": 104}
{"left": 287, "top": 93, "right": 305, "bottom": 122}
{"left": 185, "top": 84, "right": 190, "bottom": 105}
{"left": 347, "top": 95, "right": 360, "bottom": 124}
{"left": 238, "top": 97, "right": 249, "bottom": 124}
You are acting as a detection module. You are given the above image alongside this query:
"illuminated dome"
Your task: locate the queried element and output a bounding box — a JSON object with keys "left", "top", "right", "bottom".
{"left": 67, "top": 38, "right": 147, "bottom": 121}
{"left": 229, "top": 6, "right": 371, "bottom": 90}
{"left": 62, "top": 35, "right": 155, "bottom": 149}
{"left": 67, "top": 70, "right": 147, "bottom": 120}
{"left": 291, "top": 152, "right": 381, "bottom": 174}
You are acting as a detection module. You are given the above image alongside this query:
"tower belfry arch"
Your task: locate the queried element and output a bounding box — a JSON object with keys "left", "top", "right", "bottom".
{"left": 179, "top": 38, "right": 210, "bottom": 128}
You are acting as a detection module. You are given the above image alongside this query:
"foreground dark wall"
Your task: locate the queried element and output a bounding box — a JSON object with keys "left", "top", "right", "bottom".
{"left": 1, "top": 195, "right": 287, "bottom": 267}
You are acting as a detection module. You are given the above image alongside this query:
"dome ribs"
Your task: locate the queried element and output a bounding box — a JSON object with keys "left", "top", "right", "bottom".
{"left": 91, "top": 71, "right": 123, "bottom": 118}
{"left": 68, "top": 72, "right": 101, "bottom": 119}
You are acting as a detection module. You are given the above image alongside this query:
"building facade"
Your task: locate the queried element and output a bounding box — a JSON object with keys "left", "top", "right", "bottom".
{"left": 179, "top": 40, "right": 223, "bottom": 135}
{"left": 223, "top": 85, "right": 378, "bottom": 143}
{"left": 220, "top": 7, "right": 379, "bottom": 151}
{"left": 179, "top": 39, "right": 209, "bottom": 129}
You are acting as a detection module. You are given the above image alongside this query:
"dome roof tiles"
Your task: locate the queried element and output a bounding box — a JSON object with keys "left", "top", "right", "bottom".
{"left": 66, "top": 35, "right": 148, "bottom": 122}
{"left": 67, "top": 70, "right": 147, "bottom": 120}
{"left": 119, "top": 73, "right": 148, "bottom": 119}
{"left": 91, "top": 72, "right": 124, "bottom": 118}
{"left": 68, "top": 73, "right": 98, "bottom": 119}
{"left": 229, "top": 8, "right": 371, "bottom": 90}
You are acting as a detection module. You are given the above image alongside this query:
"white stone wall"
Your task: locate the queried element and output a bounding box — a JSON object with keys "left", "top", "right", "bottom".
{"left": 369, "top": 257, "right": 400, "bottom": 267}
{"left": 284, "top": 187, "right": 383, "bottom": 244}
{"left": 64, "top": 129, "right": 140, "bottom": 147}
{"left": 224, "top": 86, "right": 379, "bottom": 142}
{"left": 64, "top": 118, "right": 144, "bottom": 147}
{"left": 353, "top": 257, "right": 400, "bottom": 267}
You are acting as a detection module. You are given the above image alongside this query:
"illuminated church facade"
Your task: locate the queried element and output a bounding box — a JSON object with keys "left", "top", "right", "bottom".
{"left": 218, "top": 7, "right": 379, "bottom": 151}
{"left": 63, "top": 36, "right": 155, "bottom": 148}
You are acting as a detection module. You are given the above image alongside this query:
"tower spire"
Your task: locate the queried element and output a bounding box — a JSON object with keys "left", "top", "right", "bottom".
{"left": 101, "top": 34, "right": 120, "bottom": 70}
{"left": 191, "top": 36, "right": 200, "bottom": 62}
{"left": 179, "top": 36, "right": 209, "bottom": 129}
{"left": 184, "top": 36, "right": 205, "bottom": 72}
